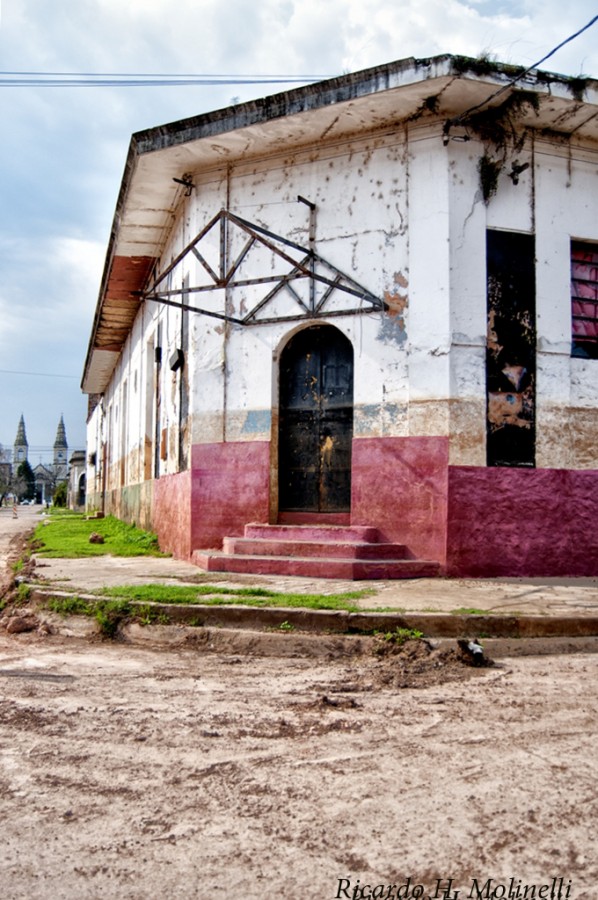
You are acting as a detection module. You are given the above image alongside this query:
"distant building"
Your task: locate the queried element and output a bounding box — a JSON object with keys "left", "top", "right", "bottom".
{"left": 67, "top": 450, "right": 87, "bottom": 510}
{"left": 9, "top": 414, "right": 79, "bottom": 504}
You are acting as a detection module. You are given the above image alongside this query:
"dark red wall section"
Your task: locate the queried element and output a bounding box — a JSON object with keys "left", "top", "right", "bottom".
{"left": 151, "top": 437, "right": 598, "bottom": 577}
{"left": 447, "top": 466, "right": 598, "bottom": 577}
{"left": 351, "top": 436, "right": 450, "bottom": 564}
{"left": 191, "top": 441, "right": 271, "bottom": 550}
{"left": 153, "top": 470, "right": 191, "bottom": 559}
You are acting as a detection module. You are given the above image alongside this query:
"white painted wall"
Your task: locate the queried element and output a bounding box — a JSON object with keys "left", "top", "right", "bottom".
{"left": 87, "top": 119, "right": 598, "bottom": 484}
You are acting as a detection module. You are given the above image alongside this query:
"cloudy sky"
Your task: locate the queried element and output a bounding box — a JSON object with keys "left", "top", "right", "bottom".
{"left": 0, "top": 0, "right": 597, "bottom": 464}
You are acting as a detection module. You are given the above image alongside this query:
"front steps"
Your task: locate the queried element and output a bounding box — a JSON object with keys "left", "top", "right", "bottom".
{"left": 192, "top": 523, "right": 440, "bottom": 580}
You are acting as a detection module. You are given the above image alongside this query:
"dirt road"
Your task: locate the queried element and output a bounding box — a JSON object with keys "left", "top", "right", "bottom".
{"left": 0, "top": 628, "right": 596, "bottom": 899}
{"left": 1, "top": 507, "right": 597, "bottom": 898}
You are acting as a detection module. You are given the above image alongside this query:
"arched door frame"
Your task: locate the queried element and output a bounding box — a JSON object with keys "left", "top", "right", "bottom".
{"left": 270, "top": 321, "right": 354, "bottom": 521}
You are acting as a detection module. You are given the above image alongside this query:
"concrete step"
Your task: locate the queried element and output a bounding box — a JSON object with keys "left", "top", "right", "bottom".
{"left": 191, "top": 550, "right": 441, "bottom": 581}
{"left": 223, "top": 537, "right": 412, "bottom": 560}
{"left": 243, "top": 523, "right": 381, "bottom": 543}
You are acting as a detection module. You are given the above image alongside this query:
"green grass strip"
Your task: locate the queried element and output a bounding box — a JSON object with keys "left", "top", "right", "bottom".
{"left": 98, "top": 583, "right": 372, "bottom": 611}
{"left": 33, "top": 514, "right": 165, "bottom": 558}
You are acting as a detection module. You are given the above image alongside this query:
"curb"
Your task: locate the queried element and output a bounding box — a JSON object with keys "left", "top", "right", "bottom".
{"left": 29, "top": 587, "right": 598, "bottom": 639}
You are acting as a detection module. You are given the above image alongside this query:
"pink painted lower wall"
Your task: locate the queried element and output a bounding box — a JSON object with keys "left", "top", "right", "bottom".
{"left": 191, "top": 441, "right": 271, "bottom": 550}
{"left": 351, "top": 436, "right": 450, "bottom": 565}
{"left": 446, "top": 466, "right": 598, "bottom": 577}
{"left": 149, "top": 437, "right": 598, "bottom": 577}
{"left": 152, "top": 470, "right": 192, "bottom": 559}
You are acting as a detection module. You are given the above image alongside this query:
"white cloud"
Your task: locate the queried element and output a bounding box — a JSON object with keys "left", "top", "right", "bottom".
{"left": 0, "top": 0, "right": 597, "bottom": 452}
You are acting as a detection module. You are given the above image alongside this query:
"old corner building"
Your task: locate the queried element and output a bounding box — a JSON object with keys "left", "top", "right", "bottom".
{"left": 82, "top": 55, "right": 598, "bottom": 579}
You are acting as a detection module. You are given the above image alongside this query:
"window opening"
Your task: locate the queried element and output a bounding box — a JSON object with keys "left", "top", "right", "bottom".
{"left": 486, "top": 230, "right": 536, "bottom": 467}
{"left": 571, "top": 240, "right": 598, "bottom": 360}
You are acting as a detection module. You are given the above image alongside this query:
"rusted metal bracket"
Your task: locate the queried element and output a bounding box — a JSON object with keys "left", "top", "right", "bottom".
{"left": 142, "top": 208, "right": 387, "bottom": 325}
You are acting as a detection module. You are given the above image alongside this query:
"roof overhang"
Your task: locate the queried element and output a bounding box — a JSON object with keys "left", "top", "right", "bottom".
{"left": 82, "top": 54, "right": 598, "bottom": 394}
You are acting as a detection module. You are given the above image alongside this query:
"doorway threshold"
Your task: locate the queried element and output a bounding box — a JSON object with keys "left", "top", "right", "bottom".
{"left": 278, "top": 512, "right": 350, "bottom": 526}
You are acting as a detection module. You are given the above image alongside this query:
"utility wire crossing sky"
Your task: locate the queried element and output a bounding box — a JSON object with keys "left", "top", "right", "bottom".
{"left": 1, "top": 0, "right": 597, "bottom": 460}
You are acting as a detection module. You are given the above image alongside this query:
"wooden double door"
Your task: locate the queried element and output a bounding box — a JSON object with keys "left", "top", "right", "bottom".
{"left": 278, "top": 325, "right": 354, "bottom": 513}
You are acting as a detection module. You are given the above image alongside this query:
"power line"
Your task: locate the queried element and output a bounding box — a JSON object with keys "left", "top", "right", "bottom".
{"left": 0, "top": 368, "right": 79, "bottom": 379}
{"left": 0, "top": 71, "right": 328, "bottom": 88}
{"left": 446, "top": 14, "right": 598, "bottom": 133}
{"left": 0, "top": 70, "right": 327, "bottom": 77}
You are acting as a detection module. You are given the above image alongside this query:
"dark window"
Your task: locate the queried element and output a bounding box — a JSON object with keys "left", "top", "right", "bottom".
{"left": 571, "top": 241, "right": 598, "bottom": 360}
{"left": 486, "top": 230, "right": 536, "bottom": 468}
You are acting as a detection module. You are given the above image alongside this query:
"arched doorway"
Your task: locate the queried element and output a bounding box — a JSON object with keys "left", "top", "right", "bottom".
{"left": 78, "top": 473, "right": 86, "bottom": 508}
{"left": 278, "top": 325, "right": 354, "bottom": 513}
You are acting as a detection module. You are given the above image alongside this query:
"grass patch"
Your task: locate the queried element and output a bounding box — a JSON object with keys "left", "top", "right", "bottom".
{"left": 94, "top": 600, "right": 131, "bottom": 638}
{"left": 379, "top": 626, "right": 424, "bottom": 645}
{"left": 15, "top": 582, "right": 31, "bottom": 604}
{"left": 43, "top": 583, "right": 371, "bottom": 631}
{"left": 451, "top": 607, "right": 487, "bottom": 616}
{"left": 98, "top": 583, "right": 372, "bottom": 611}
{"left": 32, "top": 515, "right": 165, "bottom": 558}
{"left": 44, "top": 595, "right": 132, "bottom": 638}
{"left": 46, "top": 595, "right": 95, "bottom": 616}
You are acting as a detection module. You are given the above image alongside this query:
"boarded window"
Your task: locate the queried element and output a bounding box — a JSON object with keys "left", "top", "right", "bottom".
{"left": 571, "top": 241, "right": 598, "bottom": 360}
{"left": 486, "top": 230, "right": 536, "bottom": 468}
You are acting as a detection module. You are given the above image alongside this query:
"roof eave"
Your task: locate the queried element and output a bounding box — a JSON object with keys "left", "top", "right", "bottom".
{"left": 81, "top": 54, "right": 598, "bottom": 395}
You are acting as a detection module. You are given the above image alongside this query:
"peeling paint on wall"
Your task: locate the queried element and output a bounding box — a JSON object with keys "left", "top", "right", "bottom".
{"left": 377, "top": 271, "right": 409, "bottom": 345}
{"left": 241, "top": 409, "right": 272, "bottom": 435}
{"left": 354, "top": 402, "right": 408, "bottom": 437}
{"left": 378, "top": 313, "right": 407, "bottom": 345}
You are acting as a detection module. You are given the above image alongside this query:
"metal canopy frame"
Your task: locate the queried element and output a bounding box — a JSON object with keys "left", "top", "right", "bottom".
{"left": 142, "top": 208, "right": 387, "bottom": 325}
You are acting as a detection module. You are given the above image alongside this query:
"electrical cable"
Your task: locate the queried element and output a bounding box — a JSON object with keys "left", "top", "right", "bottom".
{"left": 0, "top": 72, "right": 327, "bottom": 88}
{"left": 445, "top": 13, "right": 598, "bottom": 133}
{"left": 0, "top": 369, "right": 79, "bottom": 379}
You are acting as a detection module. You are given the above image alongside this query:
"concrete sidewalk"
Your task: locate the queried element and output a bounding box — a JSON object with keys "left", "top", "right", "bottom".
{"left": 4, "top": 507, "right": 598, "bottom": 640}
{"left": 33, "top": 553, "right": 598, "bottom": 618}
{"left": 30, "top": 552, "right": 598, "bottom": 642}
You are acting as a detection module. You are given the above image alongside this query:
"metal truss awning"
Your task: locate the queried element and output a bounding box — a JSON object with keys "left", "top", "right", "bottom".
{"left": 142, "top": 208, "right": 387, "bottom": 325}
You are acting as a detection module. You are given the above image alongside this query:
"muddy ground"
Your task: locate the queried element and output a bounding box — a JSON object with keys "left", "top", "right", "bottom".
{"left": 0, "top": 627, "right": 596, "bottom": 899}
{"left": 0, "top": 509, "right": 597, "bottom": 898}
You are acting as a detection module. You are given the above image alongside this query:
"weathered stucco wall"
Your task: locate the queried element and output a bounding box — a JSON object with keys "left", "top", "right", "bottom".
{"left": 446, "top": 466, "right": 598, "bottom": 577}
{"left": 85, "top": 110, "right": 598, "bottom": 572}
{"left": 90, "top": 121, "right": 598, "bottom": 484}
{"left": 191, "top": 442, "right": 270, "bottom": 550}
{"left": 351, "top": 436, "right": 450, "bottom": 565}
{"left": 153, "top": 470, "right": 192, "bottom": 558}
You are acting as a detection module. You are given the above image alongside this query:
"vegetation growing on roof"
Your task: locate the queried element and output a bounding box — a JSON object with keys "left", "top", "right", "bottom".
{"left": 464, "top": 90, "right": 541, "bottom": 204}
{"left": 467, "top": 90, "right": 540, "bottom": 150}
{"left": 477, "top": 154, "right": 502, "bottom": 204}
{"left": 567, "top": 76, "right": 590, "bottom": 102}
{"left": 449, "top": 55, "right": 595, "bottom": 202}
{"left": 451, "top": 54, "right": 527, "bottom": 81}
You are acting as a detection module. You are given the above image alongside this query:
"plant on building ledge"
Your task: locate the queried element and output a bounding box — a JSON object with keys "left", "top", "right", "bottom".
{"left": 467, "top": 90, "right": 540, "bottom": 204}
{"left": 478, "top": 153, "right": 502, "bottom": 203}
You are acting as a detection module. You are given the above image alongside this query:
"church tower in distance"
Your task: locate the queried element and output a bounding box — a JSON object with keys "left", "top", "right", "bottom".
{"left": 13, "top": 414, "right": 28, "bottom": 466}
{"left": 53, "top": 415, "right": 68, "bottom": 468}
